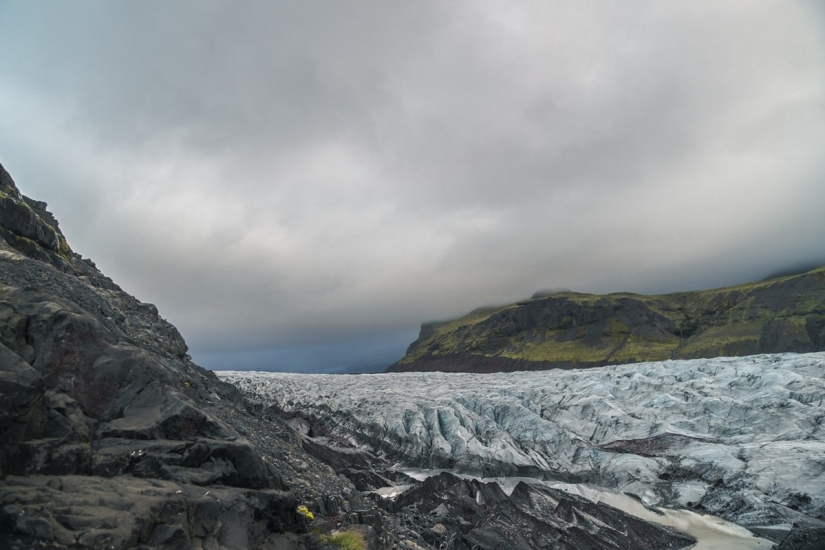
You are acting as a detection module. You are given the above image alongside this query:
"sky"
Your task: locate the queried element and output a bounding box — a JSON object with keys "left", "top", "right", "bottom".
{"left": 1, "top": 1, "right": 824, "bottom": 372}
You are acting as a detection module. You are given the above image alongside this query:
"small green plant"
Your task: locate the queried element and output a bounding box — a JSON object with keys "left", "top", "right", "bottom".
{"left": 319, "top": 530, "right": 366, "bottom": 550}
{"left": 297, "top": 505, "right": 314, "bottom": 521}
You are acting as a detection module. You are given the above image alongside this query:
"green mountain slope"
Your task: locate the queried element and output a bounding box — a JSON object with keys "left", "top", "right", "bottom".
{"left": 388, "top": 268, "right": 825, "bottom": 373}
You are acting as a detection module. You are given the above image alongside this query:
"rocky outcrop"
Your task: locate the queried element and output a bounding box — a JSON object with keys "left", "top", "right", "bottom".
{"left": 389, "top": 268, "right": 825, "bottom": 373}
{"left": 0, "top": 476, "right": 304, "bottom": 549}
{"left": 388, "top": 472, "right": 695, "bottom": 550}
{"left": 268, "top": 408, "right": 418, "bottom": 493}
{"left": 0, "top": 163, "right": 415, "bottom": 549}
{"left": 776, "top": 525, "right": 825, "bottom": 550}
{"left": 0, "top": 164, "right": 72, "bottom": 273}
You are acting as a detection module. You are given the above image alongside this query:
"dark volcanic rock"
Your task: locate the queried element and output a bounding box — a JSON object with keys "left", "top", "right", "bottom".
{"left": 775, "top": 524, "right": 825, "bottom": 550}
{"left": 0, "top": 475, "right": 306, "bottom": 550}
{"left": 0, "top": 282, "right": 271, "bottom": 487}
{"left": 389, "top": 472, "right": 695, "bottom": 550}
{"left": 278, "top": 409, "right": 417, "bottom": 492}
{"left": 0, "top": 163, "right": 411, "bottom": 549}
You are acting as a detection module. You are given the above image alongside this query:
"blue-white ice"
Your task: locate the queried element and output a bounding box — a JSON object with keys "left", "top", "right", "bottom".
{"left": 220, "top": 352, "right": 825, "bottom": 531}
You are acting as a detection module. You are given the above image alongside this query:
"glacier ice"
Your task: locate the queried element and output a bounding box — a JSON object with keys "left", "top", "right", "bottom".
{"left": 220, "top": 352, "right": 825, "bottom": 529}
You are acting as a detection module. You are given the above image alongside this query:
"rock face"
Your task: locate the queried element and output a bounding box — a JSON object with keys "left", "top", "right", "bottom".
{"left": 224, "top": 353, "right": 825, "bottom": 542}
{"left": 392, "top": 473, "right": 696, "bottom": 550}
{"left": 388, "top": 269, "right": 825, "bottom": 373}
{"left": 386, "top": 472, "right": 695, "bottom": 550}
{"left": 0, "top": 163, "right": 414, "bottom": 549}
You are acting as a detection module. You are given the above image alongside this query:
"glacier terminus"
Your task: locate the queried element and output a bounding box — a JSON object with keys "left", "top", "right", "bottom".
{"left": 222, "top": 352, "right": 825, "bottom": 548}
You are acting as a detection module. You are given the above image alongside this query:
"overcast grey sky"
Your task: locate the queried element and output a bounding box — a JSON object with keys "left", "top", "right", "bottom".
{"left": 1, "top": 1, "right": 824, "bottom": 372}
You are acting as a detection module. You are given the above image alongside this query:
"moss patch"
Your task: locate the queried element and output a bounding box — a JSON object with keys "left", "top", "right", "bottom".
{"left": 318, "top": 530, "right": 367, "bottom": 550}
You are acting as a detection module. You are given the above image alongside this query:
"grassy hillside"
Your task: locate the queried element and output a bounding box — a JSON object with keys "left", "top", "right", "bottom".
{"left": 389, "top": 266, "right": 825, "bottom": 372}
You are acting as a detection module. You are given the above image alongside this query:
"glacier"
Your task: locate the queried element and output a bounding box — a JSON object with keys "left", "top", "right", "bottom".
{"left": 220, "top": 352, "right": 825, "bottom": 537}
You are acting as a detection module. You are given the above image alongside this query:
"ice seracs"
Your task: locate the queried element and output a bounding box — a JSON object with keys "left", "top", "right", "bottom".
{"left": 221, "top": 352, "right": 825, "bottom": 534}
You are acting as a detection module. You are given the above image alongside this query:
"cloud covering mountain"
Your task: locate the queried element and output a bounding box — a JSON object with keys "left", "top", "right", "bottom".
{"left": 1, "top": 1, "right": 824, "bottom": 371}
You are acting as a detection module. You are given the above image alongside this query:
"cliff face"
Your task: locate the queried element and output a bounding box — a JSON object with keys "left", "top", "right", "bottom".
{"left": 0, "top": 163, "right": 399, "bottom": 549}
{"left": 390, "top": 267, "right": 825, "bottom": 373}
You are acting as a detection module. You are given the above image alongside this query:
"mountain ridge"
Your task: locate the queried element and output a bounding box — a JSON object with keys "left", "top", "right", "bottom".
{"left": 389, "top": 267, "right": 825, "bottom": 373}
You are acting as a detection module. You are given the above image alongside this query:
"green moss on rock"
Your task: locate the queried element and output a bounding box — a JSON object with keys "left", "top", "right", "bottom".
{"left": 393, "top": 266, "right": 825, "bottom": 372}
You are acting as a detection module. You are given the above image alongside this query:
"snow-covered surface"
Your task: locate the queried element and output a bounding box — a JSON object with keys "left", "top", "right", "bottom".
{"left": 220, "top": 352, "right": 825, "bottom": 528}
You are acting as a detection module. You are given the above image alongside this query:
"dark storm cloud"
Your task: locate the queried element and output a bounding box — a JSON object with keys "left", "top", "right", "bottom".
{"left": 1, "top": 1, "right": 823, "bottom": 371}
